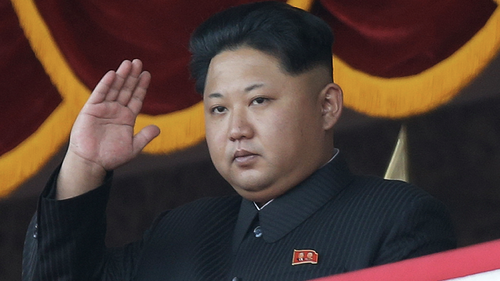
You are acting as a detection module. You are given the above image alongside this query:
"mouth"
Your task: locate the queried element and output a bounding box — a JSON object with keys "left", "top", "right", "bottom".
{"left": 233, "top": 149, "right": 258, "bottom": 164}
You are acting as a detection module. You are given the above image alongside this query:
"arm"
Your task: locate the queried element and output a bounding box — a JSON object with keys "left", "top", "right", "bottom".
{"left": 23, "top": 59, "right": 160, "bottom": 280}
{"left": 373, "top": 193, "right": 457, "bottom": 265}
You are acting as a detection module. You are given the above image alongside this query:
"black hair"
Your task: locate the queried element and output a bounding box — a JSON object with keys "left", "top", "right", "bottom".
{"left": 189, "top": 1, "right": 334, "bottom": 94}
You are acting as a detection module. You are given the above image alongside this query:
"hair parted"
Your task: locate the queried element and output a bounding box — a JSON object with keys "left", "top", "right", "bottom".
{"left": 189, "top": 1, "right": 334, "bottom": 94}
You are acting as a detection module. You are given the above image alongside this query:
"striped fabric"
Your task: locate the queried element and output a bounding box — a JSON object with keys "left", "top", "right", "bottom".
{"left": 23, "top": 154, "right": 456, "bottom": 280}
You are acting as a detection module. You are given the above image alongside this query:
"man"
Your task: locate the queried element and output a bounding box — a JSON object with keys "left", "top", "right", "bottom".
{"left": 23, "top": 2, "right": 455, "bottom": 280}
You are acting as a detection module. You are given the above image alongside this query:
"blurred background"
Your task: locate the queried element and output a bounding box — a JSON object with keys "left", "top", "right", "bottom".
{"left": 1, "top": 0, "right": 499, "bottom": 279}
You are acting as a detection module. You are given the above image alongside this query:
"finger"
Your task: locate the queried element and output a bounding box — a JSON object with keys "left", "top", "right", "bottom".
{"left": 105, "top": 60, "right": 133, "bottom": 101}
{"left": 116, "top": 59, "right": 144, "bottom": 106}
{"left": 87, "top": 70, "right": 116, "bottom": 104}
{"left": 127, "top": 70, "right": 151, "bottom": 115}
{"left": 132, "top": 125, "right": 161, "bottom": 155}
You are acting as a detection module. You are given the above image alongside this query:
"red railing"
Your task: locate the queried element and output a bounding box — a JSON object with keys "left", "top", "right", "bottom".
{"left": 312, "top": 239, "right": 500, "bottom": 281}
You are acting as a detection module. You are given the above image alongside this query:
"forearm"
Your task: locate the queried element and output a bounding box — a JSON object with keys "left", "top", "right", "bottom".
{"left": 23, "top": 59, "right": 158, "bottom": 280}
{"left": 23, "top": 167, "right": 111, "bottom": 281}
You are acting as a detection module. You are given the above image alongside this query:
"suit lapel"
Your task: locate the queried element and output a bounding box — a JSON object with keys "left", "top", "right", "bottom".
{"left": 259, "top": 154, "right": 354, "bottom": 243}
{"left": 232, "top": 199, "right": 258, "bottom": 253}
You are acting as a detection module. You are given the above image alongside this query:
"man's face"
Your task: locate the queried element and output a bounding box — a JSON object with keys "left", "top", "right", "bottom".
{"left": 203, "top": 47, "right": 339, "bottom": 203}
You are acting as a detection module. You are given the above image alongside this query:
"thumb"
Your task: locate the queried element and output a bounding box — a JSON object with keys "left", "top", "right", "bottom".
{"left": 132, "top": 125, "right": 161, "bottom": 155}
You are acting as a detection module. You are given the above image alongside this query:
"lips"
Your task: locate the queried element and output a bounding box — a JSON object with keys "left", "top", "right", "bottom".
{"left": 233, "top": 149, "right": 258, "bottom": 164}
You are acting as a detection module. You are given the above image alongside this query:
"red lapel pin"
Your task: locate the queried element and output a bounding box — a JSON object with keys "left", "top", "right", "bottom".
{"left": 292, "top": 249, "right": 318, "bottom": 265}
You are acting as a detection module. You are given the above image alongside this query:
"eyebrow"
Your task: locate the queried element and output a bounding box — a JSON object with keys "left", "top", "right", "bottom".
{"left": 207, "top": 83, "right": 265, "bottom": 99}
{"left": 244, "top": 83, "right": 264, "bottom": 92}
{"left": 207, "top": 92, "right": 223, "bottom": 99}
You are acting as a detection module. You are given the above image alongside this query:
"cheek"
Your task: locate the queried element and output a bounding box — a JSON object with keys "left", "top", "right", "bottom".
{"left": 261, "top": 115, "right": 303, "bottom": 152}
{"left": 271, "top": 109, "right": 305, "bottom": 135}
{"left": 206, "top": 131, "right": 223, "bottom": 153}
{"left": 272, "top": 114, "right": 318, "bottom": 152}
{"left": 205, "top": 123, "right": 222, "bottom": 152}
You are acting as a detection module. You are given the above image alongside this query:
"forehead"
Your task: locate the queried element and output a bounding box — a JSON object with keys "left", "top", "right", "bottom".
{"left": 203, "top": 47, "right": 331, "bottom": 100}
{"left": 203, "top": 47, "right": 288, "bottom": 96}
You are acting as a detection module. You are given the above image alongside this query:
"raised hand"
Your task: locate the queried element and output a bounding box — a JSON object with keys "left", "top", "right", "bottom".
{"left": 57, "top": 59, "right": 160, "bottom": 199}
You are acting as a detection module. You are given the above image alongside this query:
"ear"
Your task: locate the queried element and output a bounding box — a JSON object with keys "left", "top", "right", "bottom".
{"left": 320, "top": 83, "right": 343, "bottom": 130}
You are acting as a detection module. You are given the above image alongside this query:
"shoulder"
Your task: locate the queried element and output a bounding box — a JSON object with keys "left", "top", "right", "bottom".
{"left": 345, "top": 177, "right": 457, "bottom": 262}
{"left": 321, "top": 174, "right": 455, "bottom": 242}
{"left": 329, "top": 175, "right": 448, "bottom": 224}
{"left": 347, "top": 175, "right": 437, "bottom": 206}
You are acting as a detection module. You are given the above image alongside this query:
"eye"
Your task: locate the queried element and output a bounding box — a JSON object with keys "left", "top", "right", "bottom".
{"left": 211, "top": 106, "right": 227, "bottom": 114}
{"left": 251, "top": 97, "right": 269, "bottom": 105}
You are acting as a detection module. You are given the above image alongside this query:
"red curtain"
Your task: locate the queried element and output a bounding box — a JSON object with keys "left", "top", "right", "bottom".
{"left": 0, "top": 0, "right": 497, "bottom": 196}
{"left": 1, "top": 0, "right": 496, "bottom": 155}
{"left": 0, "top": 0, "right": 61, "bottom": 155}
{"left": 316, "top": 0, "right": 496, "bottom": 77}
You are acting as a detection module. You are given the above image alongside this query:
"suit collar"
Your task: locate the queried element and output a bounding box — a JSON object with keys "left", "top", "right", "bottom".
{"left": 232, "top": 198, "right": 258, "bottom": 253}
{"left": 233, "top": 153, "right": 354, "bottom": 246}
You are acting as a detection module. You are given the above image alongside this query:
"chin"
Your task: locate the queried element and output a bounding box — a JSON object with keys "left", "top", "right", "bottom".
{"left": 226, "top": 172, "right": 267, "bottom": 190}
{"left": 232, "top": 183, "right": 287, "bottom": 204}
{"left": 231, "top": 182, "right": 266, "bottom": 194}
{"left": 235, "top": 190, "right": 274, "bottom": 204}
{"left": 230, "top": 181, "right": 266, "bottom": 197}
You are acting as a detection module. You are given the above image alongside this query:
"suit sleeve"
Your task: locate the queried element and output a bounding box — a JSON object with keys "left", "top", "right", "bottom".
{"left": 373, "top": 190, "right": 457, "bottom": 265}
{"left": 22, "top": 166, "right": 144, "bottom": 281}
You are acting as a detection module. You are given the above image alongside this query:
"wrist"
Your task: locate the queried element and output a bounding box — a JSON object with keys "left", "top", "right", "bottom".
{"left": 56, "top": 151, "right": 107, "bottom": 200}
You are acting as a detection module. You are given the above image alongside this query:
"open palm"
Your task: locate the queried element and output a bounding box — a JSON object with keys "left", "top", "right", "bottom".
{"left": 68, "top": 59, "right": 160, "bottom": 171}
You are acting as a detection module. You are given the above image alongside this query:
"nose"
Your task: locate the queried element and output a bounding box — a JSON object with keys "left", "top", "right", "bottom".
{"left": 228, "top": 108, "right": 253, "bottom": 141}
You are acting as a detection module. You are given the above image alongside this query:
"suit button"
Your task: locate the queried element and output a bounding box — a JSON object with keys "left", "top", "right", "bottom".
{"left": 253, "top": 226, "right": 262, "bottom": 238}
{"left": 33, "top": 223, "right": 38, "bottom": 239}
{"left": 232, "top": 277, "right": 241, "bottom": 281}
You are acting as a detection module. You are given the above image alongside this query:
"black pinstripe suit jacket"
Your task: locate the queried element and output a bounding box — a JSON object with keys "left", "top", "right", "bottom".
{"left": 23, "top": 155, "right": 456, "bottom": 281}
